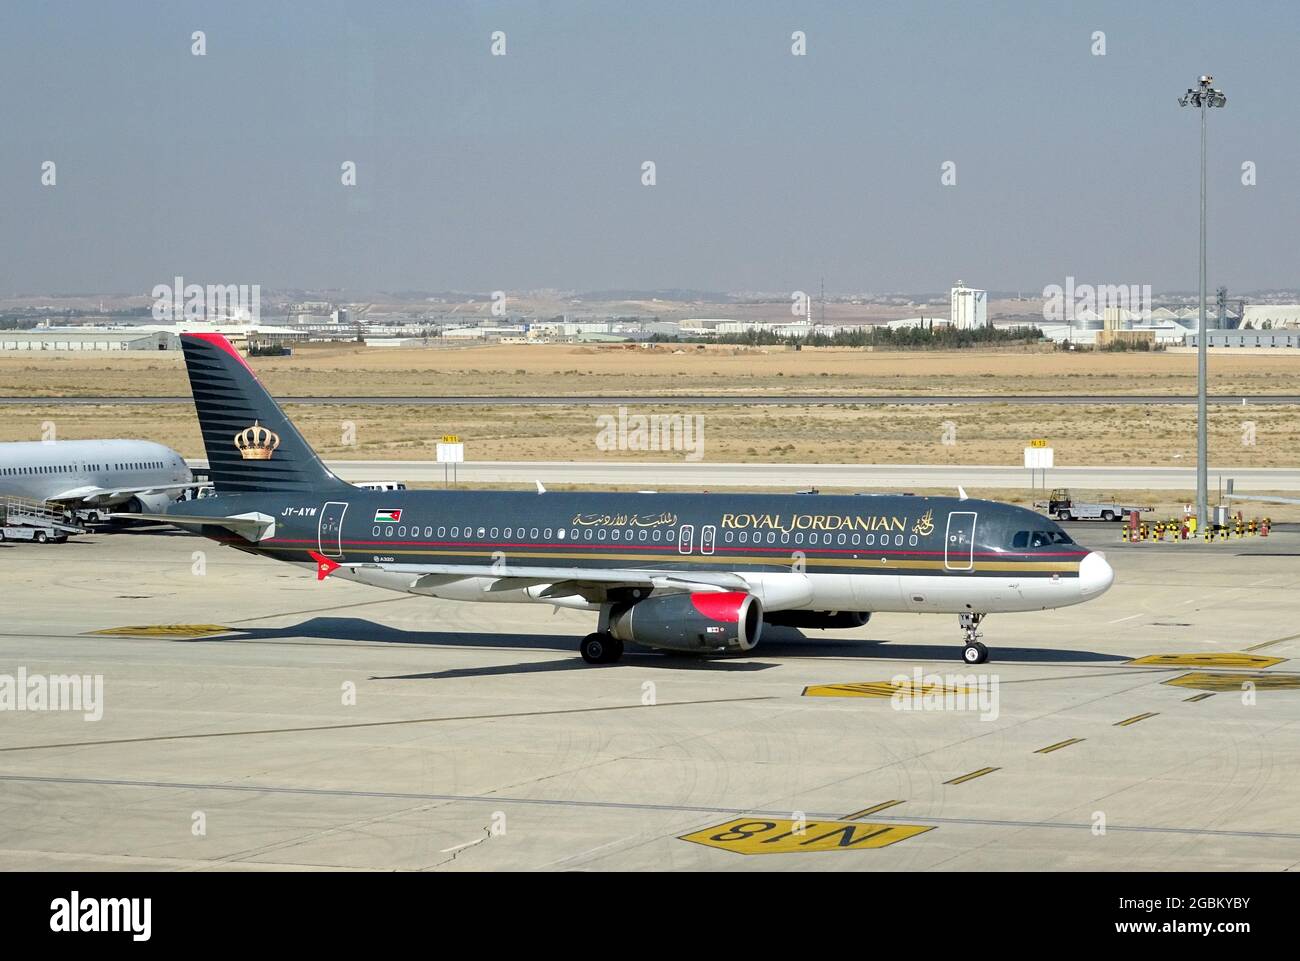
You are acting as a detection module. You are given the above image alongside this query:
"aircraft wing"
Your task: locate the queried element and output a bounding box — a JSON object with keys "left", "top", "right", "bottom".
{"left": 106, "top": 510, "right": 277, "bottom": 542}
{"left": 49, "top": 482, "right": 206, "bottom": 505}
{"left": 354, "top": 562, "right": 747, "bottom": 597}
{"left": 1224, "top": 494, "right": 1300, "bottom": 506}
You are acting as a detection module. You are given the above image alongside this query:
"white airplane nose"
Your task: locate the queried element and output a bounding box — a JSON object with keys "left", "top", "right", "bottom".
{"left": 1079, "top": 551, "right": 1114, "bottom": 597}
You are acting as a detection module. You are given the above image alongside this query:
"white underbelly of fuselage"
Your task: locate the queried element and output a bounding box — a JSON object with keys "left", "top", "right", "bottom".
{"left": 326, "top": 565, "right": 1081, "bottom": 615}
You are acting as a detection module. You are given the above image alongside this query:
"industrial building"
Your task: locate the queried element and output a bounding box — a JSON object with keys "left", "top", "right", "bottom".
{"left": 0, "top": 323, "right": 308, "bottom": 352}
{"left": 1240, "top": 305, "right": 1300, "bottom": 329}
{"left": 0, "top": 329, "right": 172, "bottom": 351}
{"left": 1188, "top": 329, "right": 1300, "bottom": 348}
{"left": 950, "top": 281, "right": 988, "bottom": 329}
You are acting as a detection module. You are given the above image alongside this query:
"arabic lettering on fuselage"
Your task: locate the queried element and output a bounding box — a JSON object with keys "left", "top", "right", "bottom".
{"left": 571, "top": 511, "right": 678, "bottom": 528}
{"left": 570, "top": 510, "right": 913, "bottom": 534}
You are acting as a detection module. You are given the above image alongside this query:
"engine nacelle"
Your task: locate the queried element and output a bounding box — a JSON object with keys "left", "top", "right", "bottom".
{"left": 126, "top": 492, "right": 177, "bottom": 514}
{"left": 763, "top": 610, "right": 871, "bottom": 630}
{"left": 608, "top": 591, "right": 763, "bottom": 653}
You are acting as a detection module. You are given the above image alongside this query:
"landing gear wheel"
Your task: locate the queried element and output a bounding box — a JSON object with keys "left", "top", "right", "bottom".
{"left": 580, "top": 632, "right": 623, "bottom": 664}
{"left": 958, "top": 612, "right": 988, "bottom": 664}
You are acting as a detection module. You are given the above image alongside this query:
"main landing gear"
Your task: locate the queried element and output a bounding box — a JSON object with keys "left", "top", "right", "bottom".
{"left": 580, "top": 632, "right": 624, "bottom": 665}
{"left": 959, "top": 613, "right": 989, "bottom": 664}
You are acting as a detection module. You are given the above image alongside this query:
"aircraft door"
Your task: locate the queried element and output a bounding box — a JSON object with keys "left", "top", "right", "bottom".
{"left": 318, "top": 501, "right": 348, "bottom": 558}
{"left": 701, "top": 525, "right": 716, "bottom": 555}
{"left": 678, "top": 524, "right": 694, "bottom": 554}
{"left": 944, "top": 511, "right": 976, "bottom": 571}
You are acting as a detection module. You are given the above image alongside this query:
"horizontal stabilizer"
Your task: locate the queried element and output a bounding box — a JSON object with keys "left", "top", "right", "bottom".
{"left": 108, "top": 510, "right": 277, "bottom": 542}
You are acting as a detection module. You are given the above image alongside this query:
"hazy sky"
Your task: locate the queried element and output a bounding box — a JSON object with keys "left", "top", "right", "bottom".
{"left": 3, "top": 0, "right": 1296, "bottom": 296}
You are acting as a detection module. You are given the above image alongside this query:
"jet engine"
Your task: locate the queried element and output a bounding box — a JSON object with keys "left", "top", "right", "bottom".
{"left": 125, "top": 491, "right": 177, "bottom": 514}
{"left": 763, "top": 610, "right": 871, "bottom": 630}
{"left": 608, "top": 591, "right": 763, "bottom": 653}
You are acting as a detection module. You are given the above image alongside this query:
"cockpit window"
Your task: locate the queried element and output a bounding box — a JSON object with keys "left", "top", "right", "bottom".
{"left": 1012, "top": 529, "right": 1074, "bottom": 549}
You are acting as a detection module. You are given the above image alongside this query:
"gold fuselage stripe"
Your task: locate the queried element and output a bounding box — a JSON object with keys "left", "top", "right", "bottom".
{"left": 228, "top": 539, "right": 1082, "bottom": 576}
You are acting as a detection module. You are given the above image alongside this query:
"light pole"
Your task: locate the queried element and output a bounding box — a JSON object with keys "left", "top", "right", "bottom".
{"left": 1179, "top": 75, "right": 1226, "bottom": 527}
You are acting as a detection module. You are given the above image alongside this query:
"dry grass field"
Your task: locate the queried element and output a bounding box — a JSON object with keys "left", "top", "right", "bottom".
{"left": 3, "top": 399, "right": 1299, "bottom": 469}
{"left": 4, "top": 344, "right": 1300, "bottom": 518}
{"left": 7, "top": 341, "right": 1300, "bottom": 397}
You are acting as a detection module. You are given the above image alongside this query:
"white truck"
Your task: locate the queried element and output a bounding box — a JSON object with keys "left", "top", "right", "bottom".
{"left": 0, "top": 524, "right": 68, "bottom": 544}
{"left": 1036, "top": 489, "right": 1153, "bottom": 522}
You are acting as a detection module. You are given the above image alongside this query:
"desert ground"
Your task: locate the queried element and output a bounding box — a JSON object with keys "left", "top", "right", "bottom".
{"left": 4, "top": 343, "right": 1300, "bottom": 518}
{"left": 6, "top": 341, "right": 1300, "bottom": 398}
{"left": 3, "top": 400, "right": 1298, "bottom": 472}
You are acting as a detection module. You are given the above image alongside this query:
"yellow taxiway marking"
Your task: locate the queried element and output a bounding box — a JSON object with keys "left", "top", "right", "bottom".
{"left": 89, "top": 624, "right": 233, "bottom": 639}
{"left": 803, "top": 679, "right": 976, "bottom": 699}
{"left": 842, "top": 800, "right": 904, "bottom": 820}
{"left": 1183, "top": 692, "right": 1216, "bottom": 702}
{"left": 943, "top": 766, "right": 1000, "bottom": 785}
{"left": 1163, "top": 672, "right": 1300, "bottom": 692}
{"left": 680, "top": 818, "right": 933, "bottom": 855}
{"left": 1114, "top": 712, "right": 1160, "bottom": 727}
{"left": 1035, "top": 738, "right": 1085, "bottom": 754}
{"left": 1244, "top": 631, "right": 1300, "bottom": 652}
{"left": 1127, "top": 652, "right": 1285, "bottom": 669}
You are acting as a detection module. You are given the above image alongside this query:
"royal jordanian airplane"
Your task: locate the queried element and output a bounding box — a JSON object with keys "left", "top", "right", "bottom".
{"left": 0, "top": 438, "right": 196, "bottom": 519}
{"left": 126, "top": 333, "right": 1114, "bottom": 665}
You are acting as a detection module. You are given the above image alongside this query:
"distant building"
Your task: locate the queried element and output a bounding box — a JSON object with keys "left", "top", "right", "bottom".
{"left": 950, "top": 281, "right": 988, "bottom": 329}
{"left": 0, "top": 329, "right": 172, "bottom": 351}
{"left": 1189, "top": 330, "right": 1300, "bottom": 348}
{"left": 1240, "top": 305, "right": 1300, "bottom": 329}
{"left": 1096, "top": 329, "right": 1156, "bottom": 349}
{"left": 886, "top": 316, "right": 950, "bottom": 331}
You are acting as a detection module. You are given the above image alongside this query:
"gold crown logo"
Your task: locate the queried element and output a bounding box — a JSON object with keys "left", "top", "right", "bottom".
{"left": 233, "top": 420, "right": 280, "bottom": 460}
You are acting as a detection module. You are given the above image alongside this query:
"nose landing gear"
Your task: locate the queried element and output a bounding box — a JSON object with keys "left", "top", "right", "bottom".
{"left": 959, "top": 612, "right": 988, "bottom": 664}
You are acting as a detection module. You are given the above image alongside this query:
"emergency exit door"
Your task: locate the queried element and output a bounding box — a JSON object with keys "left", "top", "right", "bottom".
{"left": 318, "top": 501, "right": 348, "bottom": 558}
{"left": 944, "top": 511, "right": 977, "bottom": 571}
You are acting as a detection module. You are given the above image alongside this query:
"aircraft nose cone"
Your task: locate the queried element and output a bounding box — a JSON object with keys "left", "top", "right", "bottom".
{"left": 1079, "top": 551, "right": 1114, "bottom": 597}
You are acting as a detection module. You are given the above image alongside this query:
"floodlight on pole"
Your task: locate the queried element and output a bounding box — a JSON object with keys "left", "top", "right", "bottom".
{"left": 1178, "top": 75, "right": 1226, "bottom": 528}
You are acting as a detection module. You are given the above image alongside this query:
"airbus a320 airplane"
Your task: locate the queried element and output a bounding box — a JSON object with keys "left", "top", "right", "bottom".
{"left": 129, "top": 333, "right": 1114, "bottom": 665}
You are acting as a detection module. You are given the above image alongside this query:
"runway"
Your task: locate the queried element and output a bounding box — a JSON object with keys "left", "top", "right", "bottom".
{"left": 185, "top": 458, "right": 1300, "bottom": 492}
{"left": 5, "top": 393, "right": 1300, "bottom": 407}
{"left": 1, "top": 525, "right": 1298, "bottom": 870}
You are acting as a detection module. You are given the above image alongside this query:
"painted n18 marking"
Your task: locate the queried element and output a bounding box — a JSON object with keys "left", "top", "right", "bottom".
{"left": 680, "top": 817, "right": 932, "bottom": 854}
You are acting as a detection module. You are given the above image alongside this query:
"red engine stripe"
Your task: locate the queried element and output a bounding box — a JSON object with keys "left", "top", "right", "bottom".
{"left": 689, "top": 591, "right": 749, "bottom": 623}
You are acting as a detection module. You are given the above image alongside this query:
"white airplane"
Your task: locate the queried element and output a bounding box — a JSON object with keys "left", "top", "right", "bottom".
{"left": 0, "top": 439, "right": 197, "bottom": 519}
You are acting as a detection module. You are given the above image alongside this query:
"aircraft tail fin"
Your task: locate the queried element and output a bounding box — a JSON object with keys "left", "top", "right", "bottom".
{"left": 179, "top": 334, "right": 351, "bottom": 495}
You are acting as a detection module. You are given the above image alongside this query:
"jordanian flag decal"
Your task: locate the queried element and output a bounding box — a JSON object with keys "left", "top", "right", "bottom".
{"left": 374, "top": 509, "right": 402, "bottom": 523}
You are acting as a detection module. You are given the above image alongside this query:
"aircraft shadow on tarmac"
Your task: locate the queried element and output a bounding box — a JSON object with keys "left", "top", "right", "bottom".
{"left": 191, "top": 616, "right": 1127, "bottom": 680}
